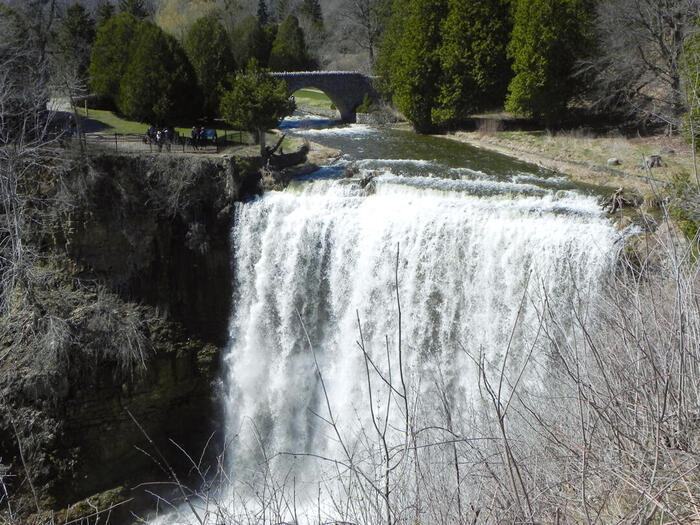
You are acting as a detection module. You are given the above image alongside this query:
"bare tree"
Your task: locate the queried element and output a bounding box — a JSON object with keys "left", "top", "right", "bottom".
{"left": 336, "top": 0, "right": 390, "bottom": 70}
{"left": 0, "top": 2, "right": 63, "bottom": 315}
{"left": 586, "top": 0, "right": 700, "bottom": 131}
{"left": 682, "top": 24, "right": 700, "bottom": 181}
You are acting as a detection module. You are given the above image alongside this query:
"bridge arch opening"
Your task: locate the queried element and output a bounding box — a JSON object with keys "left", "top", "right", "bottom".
{"left": 291, "top": 87, "right": 341, "bottom": 119}
{"left": 271, "top": 72, "right": 377, "bottom": 123}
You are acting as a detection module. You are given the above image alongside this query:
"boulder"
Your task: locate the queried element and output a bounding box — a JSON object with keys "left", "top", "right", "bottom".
{"left": 642, "top": 155, "right": 664, "bottom": 169}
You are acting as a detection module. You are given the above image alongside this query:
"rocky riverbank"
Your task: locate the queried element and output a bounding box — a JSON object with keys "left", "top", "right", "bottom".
{"left": 438, "top": 129, "right": 695, "bottom": 198}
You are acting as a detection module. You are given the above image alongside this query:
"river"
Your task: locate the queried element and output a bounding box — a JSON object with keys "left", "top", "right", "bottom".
{"left": 163, "top": 113, "right": 626, "bottom": 524}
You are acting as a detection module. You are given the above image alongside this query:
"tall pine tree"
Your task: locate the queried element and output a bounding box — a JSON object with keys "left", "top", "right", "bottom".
{"left": 185, "top": 14, "right": 236, "bottom": 117}
{"left": 232, "top": 15, "right": 273, "bottom": 67}
{"left": 434, "top": 0, "right": 511, "bottom": 126}
{"left": 119, "top": 22, "right": 199, "bottom": 123}
{"left": 257, "top": 0, "right": 269, "bottom": 25}
{"left": 95, "top": 2, "right": 115, "bottom": 28}
{"left": 119, "top": 0, "right": 149, "bottom": 19}
{"left": 89, "top": 12, "right": 141, "bottom": 108}
{"left": 300, "top": 0, "right": 323, "bottom": 28}
{"left": 56, "top": 2, "right": 96, "bottom": 80}
{"left": 268, "top": 14, "right": 311, "bottom": 71}
{"left": 376, "top": 0, "right": 447, "bottom": 132}
{"left": 506, "top": 0, "right": 594, "bottom": 122}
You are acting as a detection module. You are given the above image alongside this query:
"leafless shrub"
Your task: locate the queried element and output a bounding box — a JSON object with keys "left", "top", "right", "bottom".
{"left": 584, "top": 0, "right": 700, "bottom": 130}
{"left": 464, "top": 225, "right": 700, "bottom": 524}
{"left": 0, "top": 2, "right": 68, "bottom": 318}
{"left": 69, "top": 287, "right": 151, "bottom": 377}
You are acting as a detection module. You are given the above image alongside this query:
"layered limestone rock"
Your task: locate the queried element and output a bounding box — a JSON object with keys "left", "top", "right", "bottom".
{"left": 0, "top": 153, "right": 260, "bottom": 522}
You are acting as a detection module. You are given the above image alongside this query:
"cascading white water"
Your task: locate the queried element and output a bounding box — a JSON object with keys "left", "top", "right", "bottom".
{"left": 220, "top": 158, "right": 624, "bottom": 524}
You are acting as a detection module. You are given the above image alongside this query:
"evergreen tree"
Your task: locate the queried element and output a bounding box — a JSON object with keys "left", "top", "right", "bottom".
{"left": 56, "top": 2, "right": 96, "bottom": 80}
{"left": 119, "top": 22, "right": 199, "bottom": 123}
{"left": 119, "top": 0, "right": 149, "bottom": 19}
{"left": 275, "top": 0, "right": 290, "bottom": 22}
{"left": 300, "top": 0, "right": 323, "bottom": 28}
{"left": 232, "top": 15, "right": 273, "bottom": 68}
{"left": 268, "top": 14, "right": 310, "bottom": 71}
{"left": 219, "top": 59, "right": 295, "bottom": 156}
{"left": 89, "top": 12, "right": 141, "bottom": 107}
{"left": 184, "top": 14, "right": 236, "bottom": 117}
{"left": 95, "top": 2, "right": 116, "bottom": 28}
{"left": 376, "top": 0, "right": 447, "bottom": 133}
{"left": 505, "top": 0, "right": 594, "bottom": 122}
{"left": 434, "top": 0, "right": 511, "bottom": 126}
{"left": 257, "top": 0, "right": 270, "bottom": 25}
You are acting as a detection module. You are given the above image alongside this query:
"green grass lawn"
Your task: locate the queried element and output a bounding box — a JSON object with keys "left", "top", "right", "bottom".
{"left": 293, "top": 88, "right": 332, "bottom": 108}
{"left": 75, "top": 107, "right": 308, "bottom": 156}
{"left": 78, "top": 108, "right": 149, "bottom": 135}
{"left": 77, "top": 107, "right": 254, "bottom": 142}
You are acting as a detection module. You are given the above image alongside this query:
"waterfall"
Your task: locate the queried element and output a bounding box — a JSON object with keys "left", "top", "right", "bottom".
{"left": 220, "top": 169, "right": 623, "bottom": 524}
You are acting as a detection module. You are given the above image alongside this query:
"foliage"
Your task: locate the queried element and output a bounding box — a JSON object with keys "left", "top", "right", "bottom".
{"left": 184, "top": 14, "right": 236, "bottom": 117}
{"left": 433, "top": 0, "right": 511, "bottom": 127}
{"left": 232, "top": 15, "right": 274, "bottom": 68}
{"left": 376, "top": 0, "right": 447, "bottom": 133}
{"left": 268, "top": 15, "right": 311, "bottom": 71}
{"left": 256, "top": 0, "right": 270, "bottom": 25}
{"left": 89, "top": 12, "right": 141, "bottom": 108}
{"left": 55, "top": 2, "right": 96, "bottom": 81}
{"left": 505, "top": 0, "right": 594, "bottom": 122}
{"left": 275, "top": 0, "right": 291, "bottom": 22}
{"left": 300, "top": 0, "right": 323, "bottom": 28}
{"left": 355, "top": 92, "right": 375, "bottom": 113}
{"left": 119, "top": 22, "right": 199, "bottom": 124}
{"left": 219, "top": 60, "right": 295, "bottom": 154}
{"left": 154, "top": 0, "right": 217, "bottom": 41}
{"left": 96, "top": 2, "right": 116, "bottom": 28}
{"left": 119, "top": 0, "right": 150, "bottom": 19}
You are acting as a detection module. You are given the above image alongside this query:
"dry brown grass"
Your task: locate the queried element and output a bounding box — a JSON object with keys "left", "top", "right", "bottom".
{"left": 445, "top": 128, "right": 696, "bottom": 201}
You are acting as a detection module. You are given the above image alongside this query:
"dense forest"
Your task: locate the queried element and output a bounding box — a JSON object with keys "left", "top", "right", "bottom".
{"left": 2, "top": 0, "right": 697, "bottom": 137}
{"left": 377, "top": 0, "right": 699, "bottom": 133}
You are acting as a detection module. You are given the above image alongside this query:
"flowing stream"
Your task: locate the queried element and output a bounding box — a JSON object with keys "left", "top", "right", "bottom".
{"left": 164, "top": 114, "right": 627, "bottom": 524}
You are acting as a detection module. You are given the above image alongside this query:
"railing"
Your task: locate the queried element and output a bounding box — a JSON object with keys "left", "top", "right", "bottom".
{"left": 78, "top": 132, "right": 247, "bottom": 154}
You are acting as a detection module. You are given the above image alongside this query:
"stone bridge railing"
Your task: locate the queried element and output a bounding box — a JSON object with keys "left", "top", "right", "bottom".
{"left": 271, "top": 71, "right": 379, "bottom": 123}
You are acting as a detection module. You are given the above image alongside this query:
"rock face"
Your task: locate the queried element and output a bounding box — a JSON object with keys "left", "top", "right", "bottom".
{"left": 0, "top": 153, "right": 260, "bottom": 521}
{"left": 63, "top": 154, "right": 256, "bottom": 345}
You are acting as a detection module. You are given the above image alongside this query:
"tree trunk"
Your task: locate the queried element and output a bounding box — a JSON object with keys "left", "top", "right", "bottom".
{"left": 259, "top": 127, "right": 267, "bottom": 158}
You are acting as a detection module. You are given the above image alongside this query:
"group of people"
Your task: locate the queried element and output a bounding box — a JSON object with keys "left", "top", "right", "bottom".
{"left": 143, "top": 124, "right": 218, "bottom": 153}
{"left": 190, "top": 125, "right": 217, "bottom": 150}
{"left": 145, "top": 125, "right": 177, "bottom": 151}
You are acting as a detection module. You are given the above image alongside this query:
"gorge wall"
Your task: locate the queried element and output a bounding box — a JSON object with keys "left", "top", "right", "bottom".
{"left": 0, "top": 153, "right": 260, "bottom": 522}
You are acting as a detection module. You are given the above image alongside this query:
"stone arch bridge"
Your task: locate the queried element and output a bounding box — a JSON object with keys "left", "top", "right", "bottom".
{"left": 271, "top": 71, "right": 379, "bottom": 123}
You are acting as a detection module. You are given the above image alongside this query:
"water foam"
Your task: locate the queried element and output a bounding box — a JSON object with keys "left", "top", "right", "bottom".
{"left": 215, "top": 173, "right": 621, "bottom": 523}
